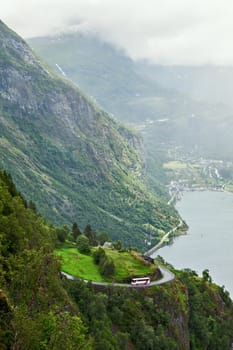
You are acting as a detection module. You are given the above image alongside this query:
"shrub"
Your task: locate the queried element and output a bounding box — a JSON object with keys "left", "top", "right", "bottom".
{"left": 93, "top": 247, "right": 106, "bottom": 264}
{"left": 77, "top": 235, "right": 91, "bottom": 254}
{"left": 93, "top": 247, "right": 115, "bottom": 278}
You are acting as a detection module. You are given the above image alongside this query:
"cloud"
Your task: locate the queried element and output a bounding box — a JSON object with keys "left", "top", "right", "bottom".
{"left": 2, "top": 0, "right": 233, "bottom": 65}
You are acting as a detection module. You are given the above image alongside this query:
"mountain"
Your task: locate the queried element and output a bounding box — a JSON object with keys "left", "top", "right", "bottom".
{"left": 0, "top": 20, "right": 180, "bottom": 248}
{"left": 137, "top": 63, "right": 233, "bottom": 109}
{"left": 28, "top": 32, "right": 233, "bottom": 161}
{"left": 28, "top": 32, "right": 177, "bottom": 124}
{"left": 1, "top": 171, "right": 233, "bottom": 349}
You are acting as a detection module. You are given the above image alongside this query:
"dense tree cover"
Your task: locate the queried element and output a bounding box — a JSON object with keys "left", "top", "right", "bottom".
{"left": 70, "top": 224, "right": 109, "bottom": 247}
{"left": 177, "top": 269, "right": 233, "bottom": 349}
{"left": 64, "top": 269, "right": 233, "bottom": 350}
{"left": 96, "top": 231, "right": 109, "bottom": 246}
{"left": 0, "top": 19, "right": 181, "bottom": 250}
{"left": 56, "top": 225, "right": 69, "bottom": 243}
{"left": 1, "top": 171, "right": 233, "bottom": 349}
{"left": 0, "top": 171, "right": 91, "bottom": 349}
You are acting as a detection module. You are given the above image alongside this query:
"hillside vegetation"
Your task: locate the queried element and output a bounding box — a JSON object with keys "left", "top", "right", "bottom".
{"left": 0, "top": 170, "right": 92, "bottom": 349}
{"left": 29, "top": 32, "right": 233, "bottom": 162}
{"left": 55, "top": 242, "right": 157, "bottom": 282}
{"left": 0, "top": 20, "right": 180, "bottom": 249}
{"left": 1, "top": 170, "right": 233, "bottom": 349}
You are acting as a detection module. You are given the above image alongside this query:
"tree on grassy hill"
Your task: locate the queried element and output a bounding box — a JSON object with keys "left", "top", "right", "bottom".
{"left": 72, "top": 222, "right": 82, "bottom": 241}
{"left": 77, "top": 235, "right": 91, "bottom": 254}
{"left": 100, "top": 259, "right": 115, "bottom": 278}
{"left": 93, "top": 247, "right": 106, "bottom": 264}
{"left": 97, "top": 231, "right": 109, "bottom": 246}
{"left": 113, "top": 240, "right": 122, "bottom": 251}
{"left": 93, "top": 247, "right": 115, "bottom": 278}
{"left": 84, "top": 224, "right": 98, "bottom": 246}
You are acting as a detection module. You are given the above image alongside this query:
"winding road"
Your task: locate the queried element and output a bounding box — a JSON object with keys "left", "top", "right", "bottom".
{"left": 61, "top": 264, "right": 175, "bottom": 288}
{"left": 144, "top": 219, "right": 183, "bottom": 258}
{"left": 61, "top": 221, "right": 180, "bottom": 288}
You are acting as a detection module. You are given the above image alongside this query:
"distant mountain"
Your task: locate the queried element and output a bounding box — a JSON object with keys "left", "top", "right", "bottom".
{"left": 137, "top": 63, "right": 233, "bottom": 109}
{"left": 0, "top": 20, "right": 180, "bottom": 248}
{"left": 28, "top": 32, "right": 233, "bottom": 161}
{"left": 28, "top": 33, "right": 170, "bottom": 123}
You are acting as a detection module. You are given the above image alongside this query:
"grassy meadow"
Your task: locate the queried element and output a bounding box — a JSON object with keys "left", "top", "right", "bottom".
{"left": 55, "top": 242, "right": 157, "bottom": 282}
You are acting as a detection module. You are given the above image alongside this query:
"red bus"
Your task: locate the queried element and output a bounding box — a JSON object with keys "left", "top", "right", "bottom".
{"left": 131, "top": 277, "right": 151, "bottom": 285}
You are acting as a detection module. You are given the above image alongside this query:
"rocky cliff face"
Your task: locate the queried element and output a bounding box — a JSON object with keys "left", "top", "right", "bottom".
{"left": 0, "top": 20, "right": 179, "bottom": 247}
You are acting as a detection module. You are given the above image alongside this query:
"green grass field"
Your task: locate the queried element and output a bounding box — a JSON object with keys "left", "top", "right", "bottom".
{"left": 104, "top": 249, "right": 155, "bottom": 280}
{"left": 55, "top": 242, "right": 157, "bottom": 282}
{"left": 55, "top": 242, "right": 105, "bottom": 282}
{"left": 163, "top": 161, "right": 188, "bottom": 169}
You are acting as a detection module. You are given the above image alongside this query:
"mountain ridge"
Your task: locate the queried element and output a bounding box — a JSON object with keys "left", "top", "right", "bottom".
{"left": 28, "top": 31, "right": 233, "bottom": 161}
{"left": 0, "top": 20, "right": 179, "bottom": 248}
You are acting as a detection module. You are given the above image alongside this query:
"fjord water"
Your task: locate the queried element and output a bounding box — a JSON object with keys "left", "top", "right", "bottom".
{"left": 154, "top": 191, "right": 233, "bottom": 297}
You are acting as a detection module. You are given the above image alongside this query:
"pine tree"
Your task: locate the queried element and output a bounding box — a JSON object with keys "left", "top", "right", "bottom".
{"left": 84, "top": 224, "right": 97, "bottom": 246}
{"left": 72, "top": 222, "right": 82, "bottom": 241}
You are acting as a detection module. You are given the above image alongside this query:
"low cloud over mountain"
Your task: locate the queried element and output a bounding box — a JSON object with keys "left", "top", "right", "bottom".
{"left": 2, "top": 0, "right": 233, "bottom": 65}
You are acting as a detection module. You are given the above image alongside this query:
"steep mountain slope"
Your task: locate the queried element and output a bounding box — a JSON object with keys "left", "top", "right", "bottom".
{"left": 0, "top": 170, "right": 92, "bottom": 349}
{"left": 0, "top": 20, "right": 180, "bottom": 248}
{"left": 28, "top": 32, "right": 169, "bottom": 123}
{"left": 29, "top": 32, "right": 233, "bottom": 161}
{"left": 1, "top": 171, "right": 233, "bottom": 349}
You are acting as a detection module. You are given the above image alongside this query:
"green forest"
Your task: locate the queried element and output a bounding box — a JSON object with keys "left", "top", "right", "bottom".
{"left": 0, "top": 19, "right": 180, "bottom": 250}
{"left": 0, "top": 170, "right": 233, "bottom": 349}
{"left": 0, "top": 18, "right": 233, "bottom": 350}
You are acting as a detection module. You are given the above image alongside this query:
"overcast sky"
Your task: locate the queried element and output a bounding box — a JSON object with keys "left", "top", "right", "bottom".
{"left": 2, "top": 0, "right": 233, "bottom": 65}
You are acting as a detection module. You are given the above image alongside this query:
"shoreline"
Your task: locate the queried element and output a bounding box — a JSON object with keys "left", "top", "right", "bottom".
{"left": 144, "top": 219, "right": 184, "bottom": 257}
{"left": 149, "top": 189, "right": 233, "bottom": 297}
{"left": 145, "top": 187, "right": 233, "bottom": 259}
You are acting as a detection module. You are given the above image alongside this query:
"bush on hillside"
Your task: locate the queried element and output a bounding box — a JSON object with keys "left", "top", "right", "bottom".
{"left": 77, "top": 235, "right": 91, "bottom": 254}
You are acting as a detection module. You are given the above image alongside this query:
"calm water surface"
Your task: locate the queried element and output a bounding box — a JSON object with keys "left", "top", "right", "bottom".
{"left": 153, "top": 191, "right": 233, "bottom": 297}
